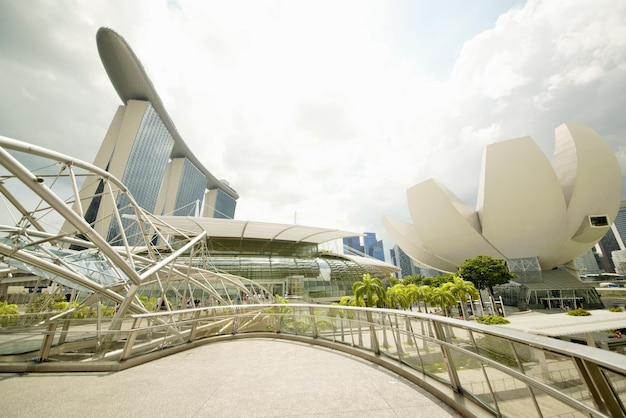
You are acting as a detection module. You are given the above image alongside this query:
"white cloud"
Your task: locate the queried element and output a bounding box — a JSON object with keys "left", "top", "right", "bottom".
{"left": 0, "top": 0, "right": 624, "bottom": 261}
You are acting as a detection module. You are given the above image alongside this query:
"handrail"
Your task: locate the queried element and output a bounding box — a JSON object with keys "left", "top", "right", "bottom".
{"left": 2, "top": 303, "right": 626, "bottom": 417}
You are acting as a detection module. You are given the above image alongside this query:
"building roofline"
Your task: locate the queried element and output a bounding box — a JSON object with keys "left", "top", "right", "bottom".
{"left": 96, "top": 27, "right": 239, "bottom": 200}
{"left": 152, "top": 216, "right": 361, "bottom": 245}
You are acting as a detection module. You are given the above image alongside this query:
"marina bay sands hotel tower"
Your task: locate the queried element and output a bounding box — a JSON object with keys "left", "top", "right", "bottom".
{"left": 74, "top": 28, "right": 238, "bottom": 245}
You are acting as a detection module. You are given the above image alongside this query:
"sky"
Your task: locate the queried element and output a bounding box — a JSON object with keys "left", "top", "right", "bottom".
{"left": 1, "top": 0, "right": 625, "bottom": 260}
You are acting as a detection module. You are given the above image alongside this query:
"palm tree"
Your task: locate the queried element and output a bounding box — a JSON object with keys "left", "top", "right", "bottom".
{"left": 338, "top": 295, "right": 362, "bottom": 345}
{"left": 430, "top": 286, "right": 456, "bottom": 317}
{"left": 387, "top": 284, "right": 411, "bottom": 310}
{"left": 338, "top": 295, "right": 357, "bottom": 307}
{"left": 388, "top": 283, "right": 421, "bottom": 350}
{"left": 352, "top": 274, "right": 386, "bottom": 308}
{"left": 408, "top": 284, "right": 433, "bottom": 313}
{"left": 445, "top": 275, "right": 479, "bottom": 320}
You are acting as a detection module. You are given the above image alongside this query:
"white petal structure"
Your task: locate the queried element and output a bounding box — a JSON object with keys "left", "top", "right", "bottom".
{"left": 383, "top": 124, "right": 623, "bottom": 273}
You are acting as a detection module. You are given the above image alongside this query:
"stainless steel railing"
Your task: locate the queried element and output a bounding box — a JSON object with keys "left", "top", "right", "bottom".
{"left": 2, "top": 303, "right": 626, "bottom": 417}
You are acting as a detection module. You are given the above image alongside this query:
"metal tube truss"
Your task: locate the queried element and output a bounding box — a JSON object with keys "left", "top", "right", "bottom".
{"left": 0, "top": 135, "right": 270, "bottom": 352}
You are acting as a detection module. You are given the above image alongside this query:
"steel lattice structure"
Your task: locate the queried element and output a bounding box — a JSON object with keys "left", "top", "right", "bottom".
{"left": 0, "top": 135, "right": 269, "bottom": 328}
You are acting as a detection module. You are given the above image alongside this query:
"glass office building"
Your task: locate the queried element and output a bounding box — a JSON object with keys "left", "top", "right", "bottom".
{"left": 343, "top": 232, "right": 385, "bottom": 262}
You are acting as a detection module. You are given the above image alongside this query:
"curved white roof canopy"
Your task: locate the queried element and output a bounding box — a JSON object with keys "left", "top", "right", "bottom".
{"left": 96, "top": 27, "right": 239, "bottom": 200}
{"left": 152, "top": 216, "right": 361, "bottom": 245}
{"left": 383, "top": 124, "right": 623, "bottom": 272}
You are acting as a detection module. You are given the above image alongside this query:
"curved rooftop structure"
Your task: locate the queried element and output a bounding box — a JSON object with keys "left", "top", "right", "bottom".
{"left": 96, "top": 27, "right": 238, "bottom": 200}
{"left": 154, "top": 215, "right": 362, "bottom": 244}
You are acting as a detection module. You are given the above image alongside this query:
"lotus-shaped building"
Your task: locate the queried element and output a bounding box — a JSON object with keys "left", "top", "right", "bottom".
{"left": 383, "top": 124, "right": 623, "bottom": 309}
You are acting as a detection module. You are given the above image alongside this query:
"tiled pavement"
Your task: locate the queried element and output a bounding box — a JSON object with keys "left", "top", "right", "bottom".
{"left": 0, "top": 338, "right": 459, "bottom": 417}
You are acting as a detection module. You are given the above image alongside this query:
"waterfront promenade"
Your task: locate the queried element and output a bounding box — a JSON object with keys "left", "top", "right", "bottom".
{"left": 0, "top": 338, "right": 458, "bottom": 417}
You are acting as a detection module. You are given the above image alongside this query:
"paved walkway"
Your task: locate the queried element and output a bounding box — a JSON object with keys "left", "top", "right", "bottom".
{"left": 0, "top": 339, "right": 459, "bottom": 417}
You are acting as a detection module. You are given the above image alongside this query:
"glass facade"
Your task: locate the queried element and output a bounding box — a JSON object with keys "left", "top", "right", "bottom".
{"left": 343, "top": 236, "right": 363, "bottom": 253}
{"left": 108, "top": 104, "right": 174, "bottom": 245}
{"left": 173, "top": 159, "right": 206, "bottom": 216}
{"left": 507, "top": 257, "right": 542, "bottom": 282}
{"left": 213, "top": 188, "right": 237, "bottom": 219}
{"left": 187, "top": 253, "right": 378, "bottom": 299}
{"left": 344, "top": 233, "right": 385, "bottom": 262}
{"left": 574, "top": 249, "right": 602, "bottom": 275}
{"left": 175, "top": 238, "right": 390, "bottom": 300}
{"left": 390, "top": 245, "right": 420, "bottom": 279}
{"left": 364, "top": 232, "right": 385, "bottom": 261}
{"left": 615, "top": 206, "right": 626, "bottom": 245}
{"left": 597, "top": 228, "right": 621, "bottom": 272}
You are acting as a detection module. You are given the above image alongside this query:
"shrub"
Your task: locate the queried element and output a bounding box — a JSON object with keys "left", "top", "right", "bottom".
{"left": 0, "top": 301, "right": 20, "bottom": 326}
{"left": 476, "top": 315, "right": 510, "bottom": 325}
{"left": 567, "top": 308, "right": 591, "bottom": 316}
{"left": 609, "top": 306, "right": 623, "bottom": 312}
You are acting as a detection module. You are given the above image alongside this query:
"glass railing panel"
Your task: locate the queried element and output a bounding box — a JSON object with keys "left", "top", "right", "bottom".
{"left": 320, "top": 308, "right": 362, "bottom": 346}
{"left": 381, "top": 312, "right": 420, "bottom": 358}
{"left": 601, "top": 367, "right": 626, "bottom": 409}
{"left": 292, "top": 306, "right": 313, "bottom": 336}
{"left": 193, "top": 316, "right": 237, "bottom": 338}
{"left": 532, "top": 386, "right": 589, "bottom": 418}
{"left": 407, "top": 316, "right": 433, "bottom": 338}
{"left": 49, "top": 329, "right": 112, "bottom": 361}
{"left": 478, "top": 362, "right": 540, "bottom": 418}
{"left": 318, "top": 312, "right": 345, "bottom": 344}
{"left": 273, "top": 305, "right": 312, "bottom": 335}
{"left": 339, "top": 314, "right": 359, "bottom": 346}
{"left": 349, "top": 310, "right": 370, "bottom": 350}
{"left": 513, "top": 343, "right": 594, "bottom": 408}
{"left": 376, "top": 312, "right": 396, "bottom": 357}
{"left": 233, "top": 307, "right": 271, "bottom": 333}
{"left": 472, "top": 331, "right": 518, "bottom": 368}
{"left": 311, "top": 308, "right": 335, "bottom": 338}
{"left": 0, "top": 330, "right": 46, "bottom": 360}
{"left": 441, "top": 324, "right": 474, "bottom": 351}
{"left": 416, "top": 338, "right": 450, "bottom": 384}
{"left": 395, "top": 316, "right": 420, "bottom": 361}
{"left": 398, "top": 317, "right": 442, "bottom": 375}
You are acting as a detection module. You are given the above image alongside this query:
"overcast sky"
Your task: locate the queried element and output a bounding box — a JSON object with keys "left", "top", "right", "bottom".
{"left": 1, "top": 0, "right": 625, "bottom": 259}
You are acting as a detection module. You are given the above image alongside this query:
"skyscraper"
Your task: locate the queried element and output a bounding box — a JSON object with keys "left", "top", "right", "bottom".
{"left": 613, "top": 201, "right": 626, "bottom": 246}
{"left": 68, "top": 28, "right": 238, "bottom": 245}
{"left": 390, "top": 245, "right": 419, "bottom": 278}
{"left": 343, "top": 232, "right": 385, "bottom": 262}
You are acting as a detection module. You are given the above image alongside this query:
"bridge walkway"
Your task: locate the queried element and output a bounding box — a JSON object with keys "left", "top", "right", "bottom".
{"left": 0, "top": 338, "right": 458, "bottom": 417}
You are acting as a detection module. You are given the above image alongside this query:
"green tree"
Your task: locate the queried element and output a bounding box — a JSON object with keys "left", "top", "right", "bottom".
{"left": 444, "top": 275, "right": 479, "bottom": 320}
{"left": 422, "top": 274, "right": 454, "bottom": 288}
{"left": 401, "top": 274, "right": 424, "bottom": 286}
{"left": 405, "top": 284, "right": 431, "bottom": 313}
{"left": 458, "top": 255, "right": 516, "bottom": 314}
{"left": 352, "top": 274, "right": 386, "bottom": 307}
{"left": 458, "top": 255, "right": 516, "bottom": 291}
{"left": 430, "top": 286, "right": 456, "bottom": 317}
{"left": 387, "top": 284, "right": 411, "bottom": 310}
{"left": 388, "top": 274, "right": 401, "bottom": 287}
{"left": 338, "top": 295, "right": 357, "bottom": 307}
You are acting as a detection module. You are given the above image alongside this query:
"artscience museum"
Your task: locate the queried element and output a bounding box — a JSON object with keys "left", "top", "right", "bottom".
{"left": 383, "top": 124, "right": 623, "bottom": 310}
